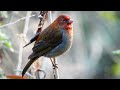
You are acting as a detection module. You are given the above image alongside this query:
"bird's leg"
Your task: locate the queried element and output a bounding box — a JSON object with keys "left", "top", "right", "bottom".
{"left": 50, "top": 58, "right": 58, "bottom": 69}
{"left": 50, "top": 58, "right": 59, "bottom": 79}
{"left": 53, "top": 58, "right": 58, "bottom": 69}
{"left": 50, "top": 58, "right": 54, "bottom": 67}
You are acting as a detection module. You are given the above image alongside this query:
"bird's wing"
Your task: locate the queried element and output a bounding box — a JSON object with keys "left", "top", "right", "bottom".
{"left": 22, "top": 40, "right": 54, "bottom": 77}
{"left": 23, "top": 32, "right": 41, "bottom": 48}
{"left": 22, "top": 29, "right": 63, "bottom": 77}
{"left": 28, "top": 29, "right": 63, "bottom": 60}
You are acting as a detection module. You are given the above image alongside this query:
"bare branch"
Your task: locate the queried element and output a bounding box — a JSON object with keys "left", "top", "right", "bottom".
{"left": 16, "top": 11, "right": 32, "bottom": 75}
{"left": 30, "top": 11, "right": 48, "bottom": 79}
{"left": 53, "top": 58, "right": 59, "bottom": 79}
{"left": 0, "top": 14, "right": 35, "bottom": 28}
{"left": 36, "top": 11, "right": 48, "bottom": 33}
{"left": 48, "top": 11, "right": 59, "bottom": 79}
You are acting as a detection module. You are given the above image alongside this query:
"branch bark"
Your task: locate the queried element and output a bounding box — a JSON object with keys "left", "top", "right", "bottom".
{"left": 31, "top": 11, "right": 48, "bottom": 79}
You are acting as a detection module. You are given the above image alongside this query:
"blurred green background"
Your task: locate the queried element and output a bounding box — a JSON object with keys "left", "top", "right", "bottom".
{"left": 0, "top": 11, "right": 120, "bottom": 79}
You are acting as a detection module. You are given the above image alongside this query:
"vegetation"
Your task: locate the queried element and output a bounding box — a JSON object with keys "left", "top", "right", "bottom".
{"left": 0, "top": 11, "right": 120, "bottom": 79}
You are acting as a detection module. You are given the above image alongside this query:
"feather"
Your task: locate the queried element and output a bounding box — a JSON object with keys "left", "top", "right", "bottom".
{"left": 22, "top": 57, "right": 38, "bottom": 77}
{"left": 23, "top": 32, "right": 41, "bottom": 48}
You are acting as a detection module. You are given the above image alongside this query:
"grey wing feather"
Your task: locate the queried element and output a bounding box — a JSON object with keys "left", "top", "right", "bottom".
{"left": 22, "top": 57, "right": 38, "bottom": 77}
{"left": 23, "top": 32, "right": 41, "bottom": 48}
{"left": 32, "top": 40, "right": 50, "bottom": 52}
{"left": 28, "top": 40, "right": 62, "bottom": 60}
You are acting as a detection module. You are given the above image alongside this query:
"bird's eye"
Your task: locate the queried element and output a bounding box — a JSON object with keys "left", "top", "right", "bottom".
{"left": 62, "top": 19, "right": 67, "bottom": 23}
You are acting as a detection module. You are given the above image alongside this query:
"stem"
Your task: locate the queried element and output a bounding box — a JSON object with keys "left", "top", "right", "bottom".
{"left": 31, "top": 11, "right": 48, "bottom": 79}
{"left": 0, "top": 14, "right": 35, "bottom": 28}
{"left": 52, "top": 58, "right": 59, "bottom": 79}
{"left": 48, "top": 11, "right": 59, "bottom": 79}
{"left": 16, "top": 11, "right": 32, "bottom": 75}
{"left": 48, "top": 11, "right": 53, "bottom": 24}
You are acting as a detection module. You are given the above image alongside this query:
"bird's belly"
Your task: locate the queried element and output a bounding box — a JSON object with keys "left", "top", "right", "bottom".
{"left": 44, "top": 30, "right": 72, "bottom": 58}
{"left": 44, "top": 41, "right": 71, "bottom": 58}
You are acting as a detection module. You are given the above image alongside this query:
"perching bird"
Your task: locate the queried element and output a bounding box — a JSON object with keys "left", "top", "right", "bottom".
{"left": 22, "top": 14, "right": 73, "bottom": 77}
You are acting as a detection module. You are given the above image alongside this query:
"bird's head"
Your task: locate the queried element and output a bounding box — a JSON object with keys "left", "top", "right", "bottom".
{"left": 52, "top": 15, "right": 73, "bottom": 31}
{"left": 57, "top": 15, "right": 73, "bottom": 30}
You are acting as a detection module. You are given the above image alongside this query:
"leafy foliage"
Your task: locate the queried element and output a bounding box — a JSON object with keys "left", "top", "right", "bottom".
{"left": 112, "top": 50, "right": 120, "bottom": 56}
{"left": 1, "top": 11, "right": 120, "bottom": 79}
{"left": 99, "top": 11, "right": 118, "bottom": 22}
{"left": 0, "top": 31, "right": 14, "bottom": 52}
{"left": 112, "top": 63, "right": 120, "bottom": 76}
{"left": 0, "top": 68, "right": 6, "bottom": 79}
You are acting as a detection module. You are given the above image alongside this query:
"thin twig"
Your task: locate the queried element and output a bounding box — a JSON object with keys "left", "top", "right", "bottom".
{"left": 53, "top": 58, "right": 59, "bottom": 79}
{"left": 48, "top": 11, "right": 59, "bottom": 79}
{"left": 32, "top": 11, "right": 48, "bottom": 79}
{"left": 35, "top": 69, "right": 46, "bottom": 79}
{"left": 2, "top": 49, "right": 14, "bottom": 69}
{"left": 16, "top": 11, "right": 32, "bottom": 75}
{"left": 0, "top": 14, "right": 35, "bottom": 28}
{"left": 36, "top": 11, "right": 48, "bottom": 33}
{"left": 48, "top": 11, "right": 53, "bottom": 24}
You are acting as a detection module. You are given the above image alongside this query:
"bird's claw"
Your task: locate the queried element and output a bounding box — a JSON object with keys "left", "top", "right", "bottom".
{"left": 52, "top": 64, "right": 58, "bottom": 69}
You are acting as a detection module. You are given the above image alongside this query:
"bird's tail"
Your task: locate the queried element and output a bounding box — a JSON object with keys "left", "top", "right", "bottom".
{"left": 22, "top": 57, "right": 38, "bottom": 77}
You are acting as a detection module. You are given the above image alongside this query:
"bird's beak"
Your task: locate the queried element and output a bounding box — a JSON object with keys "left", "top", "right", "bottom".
{"left": 67, "top": 19, "right": 73, "bottom": 24}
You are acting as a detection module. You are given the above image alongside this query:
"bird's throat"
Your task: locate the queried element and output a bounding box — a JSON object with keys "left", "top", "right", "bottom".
{"left": 64, "top": 25, "right": 73, "bottom": 38}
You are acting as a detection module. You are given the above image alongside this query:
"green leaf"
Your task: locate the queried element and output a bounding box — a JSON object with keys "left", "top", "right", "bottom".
{"left": 4, "top": 41, "right": 12, "bottom": 49}
{"left": 0, "top": 31, "right": 14, "bottom": 52}
{"left": 0, "top": 32, "right": 7, "bottom": 41}
{"left": 0, "top": 68, "right": 6, "bottom": 79}
{"left": 99, "top": 11, "right": 118, "bottom": 22}
{"left": 112, "top": 50, "right": 120, "bottom": 55}
{"left": 112, "top": 63, "right": 120, "bottom": 76}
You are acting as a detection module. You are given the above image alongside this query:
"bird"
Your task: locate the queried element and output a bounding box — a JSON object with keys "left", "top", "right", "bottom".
{"left": 22, "top": 14, "right": 73, "bottom": 77}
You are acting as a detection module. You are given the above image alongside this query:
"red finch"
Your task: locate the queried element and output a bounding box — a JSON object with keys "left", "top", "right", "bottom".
{"left": 22, "top": 15, "right": 73, "bottom": 77}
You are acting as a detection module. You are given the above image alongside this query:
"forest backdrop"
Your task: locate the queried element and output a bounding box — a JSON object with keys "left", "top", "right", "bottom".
{"left": 0, "top": 11, "right": 120, "bottom": 79}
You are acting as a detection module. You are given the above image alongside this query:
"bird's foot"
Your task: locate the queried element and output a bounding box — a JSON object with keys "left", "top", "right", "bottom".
{"left": 52, "top": 63, "right": 58, "bottom": 69}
